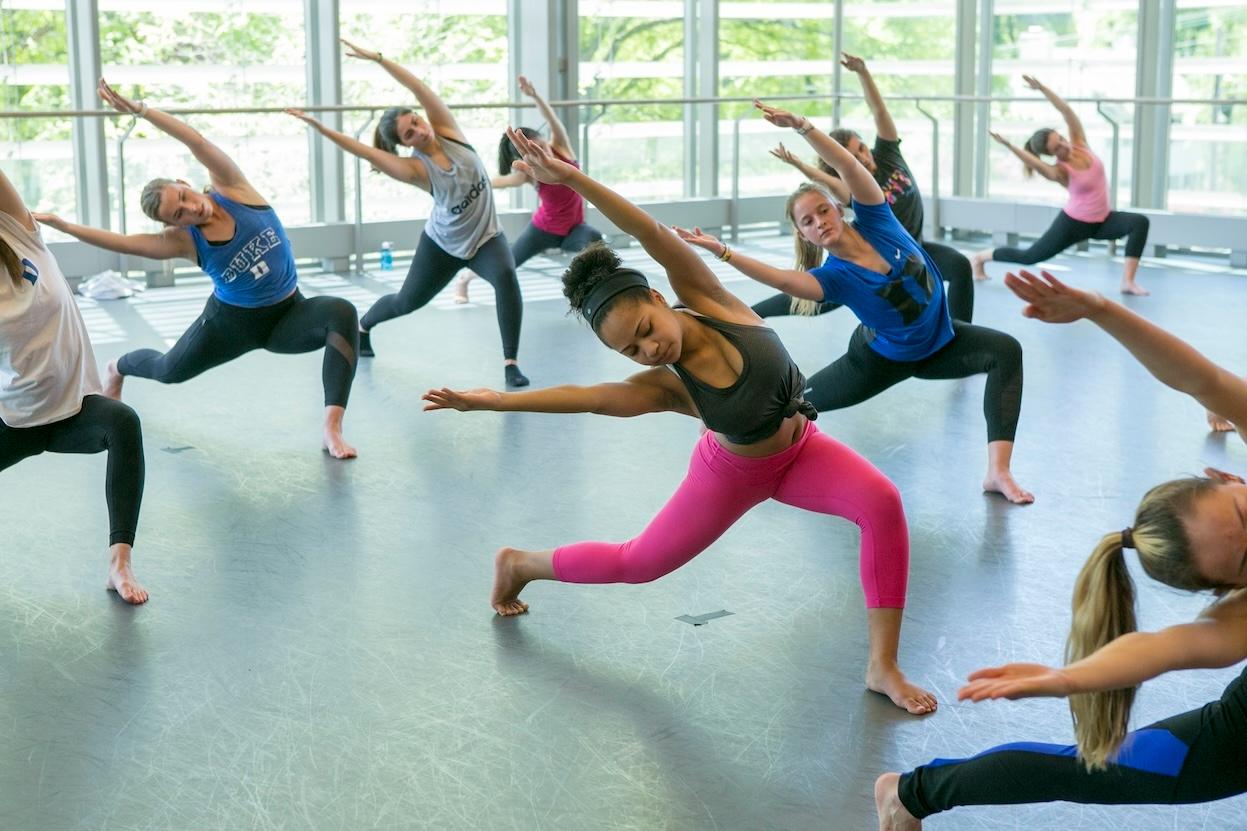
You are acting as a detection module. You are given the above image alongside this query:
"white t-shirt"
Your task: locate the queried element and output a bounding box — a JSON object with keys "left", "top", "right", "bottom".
{"left": 0, "top": 210, "right": 102, "bottom": 427}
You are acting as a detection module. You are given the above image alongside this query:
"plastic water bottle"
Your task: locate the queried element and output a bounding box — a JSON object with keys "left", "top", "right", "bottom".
{"left": 380, "top": 241, "right": 394, "bottom": 271}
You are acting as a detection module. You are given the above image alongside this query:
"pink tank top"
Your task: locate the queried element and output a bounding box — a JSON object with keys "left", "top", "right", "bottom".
{"left": 531, "top": 153, "right": 585, "bottom": 236}
{"left": 1059, "top": 147, "right": 1111, "bottom": 223}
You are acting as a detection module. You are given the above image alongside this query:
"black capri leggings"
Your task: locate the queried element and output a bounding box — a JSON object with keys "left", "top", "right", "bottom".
{"left": 361, "top": 232, "right": 523, "bottom": 361}
{"left": 752, "top": 241, "right": 975, "bottom": 323}
{"left": 118, "top": 290, "right": 358, "bottom": 408}
{"left": 511, "top": 222, "right": 603, "bottom": 269}
{"left": 0, "top": 395, "right": 144, "bottom": 546}
{"left": 898, "top": 666, "right": 1247, "bottom": 819}
{"left": 805, "top": 320, "right": 1023, "bottom": 443}
{"left": 994, "top": 209, "right": 1150, "bottom": 264}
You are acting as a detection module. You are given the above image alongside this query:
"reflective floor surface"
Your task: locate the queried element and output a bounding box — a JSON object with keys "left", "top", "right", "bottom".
{"left": 6, "top": 236, "right": 1247, "bottom": 830}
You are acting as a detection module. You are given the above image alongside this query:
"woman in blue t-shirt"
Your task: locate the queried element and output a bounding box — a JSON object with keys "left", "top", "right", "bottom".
{"left": 40, "top": 80, "right": 360, "bottom": 459}
{"left": 677, "top": 100, "right": 1031, "bottom": 504}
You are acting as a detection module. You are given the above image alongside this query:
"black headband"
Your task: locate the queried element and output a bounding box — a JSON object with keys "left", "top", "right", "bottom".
{"left": 1121, "top": 527, "right": 1135, "bottom": 550}
{"left": 582, "top": 268, "right": 650, "bottom": 329}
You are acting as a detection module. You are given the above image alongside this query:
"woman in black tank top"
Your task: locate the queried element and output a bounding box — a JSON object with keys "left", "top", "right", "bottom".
{"left": 421, "top": 129, "right": 938, "bottom": 716}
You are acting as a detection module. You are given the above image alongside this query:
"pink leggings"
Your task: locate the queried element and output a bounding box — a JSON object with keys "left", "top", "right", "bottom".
{"left": 552, "top": 421, "right": 909, "bottom": 608}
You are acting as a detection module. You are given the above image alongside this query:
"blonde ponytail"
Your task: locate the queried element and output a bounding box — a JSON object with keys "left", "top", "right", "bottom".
{"left": 1065, "top": 476, "right": 1221, "bottom": 769}
{"left": 1066, "top": 532, "right": 1137, "bottom": 769}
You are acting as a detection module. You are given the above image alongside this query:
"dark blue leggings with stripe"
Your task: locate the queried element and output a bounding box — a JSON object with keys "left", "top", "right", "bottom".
{"left": 898, "top": 666, "right": 1247, "bottom": 819}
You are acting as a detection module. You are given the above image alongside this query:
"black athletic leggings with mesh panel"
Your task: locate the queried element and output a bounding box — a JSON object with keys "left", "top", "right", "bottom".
{"left": 898, "top": 665, "right": 1247, "bottom": 819}
{"left": 993, "top": 209, "right": 1150, "bottom": 264}
{"left": 361, "top": 231, "right": 523, "bottom": 360}
{"left": 805, "top": 321, "right": 1023, "bottom": 443}
{"left": 0, "top": 395, "right": 144, "bottom": 546}
{"left": 752, "top": 241, "right": 976, "bottom": 323}
{"left": 118, "top": 290, "right": 358, "bottom": 407}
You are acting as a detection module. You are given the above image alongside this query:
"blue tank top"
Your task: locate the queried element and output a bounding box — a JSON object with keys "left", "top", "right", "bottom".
{"left": 188, "top": 191, "right": 299, "bottom": 308}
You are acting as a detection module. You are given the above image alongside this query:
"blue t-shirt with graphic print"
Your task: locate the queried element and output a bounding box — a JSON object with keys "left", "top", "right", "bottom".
{"left": 188, "top": 191, "right": 298, "bottom": 308}
{"left": 808, "top": 199, "right": 954, "bottom": 361}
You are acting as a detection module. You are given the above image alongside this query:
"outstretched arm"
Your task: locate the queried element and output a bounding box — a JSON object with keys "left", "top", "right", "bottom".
{"left": 286, "top": 109, "right": 428, "bottom": 189}
{"left": 1024, "top": 75, "right": 1087, "bottom": 146}
{"left": 518, "top": 75, "right": 573, "bottom": 158}
{"left": 959, "top": 598, "right": 1247, "bottom": 701}
{"left": 0, "top": 167, "right": 33, "bottom": 231}
{"left": 32, "top": 212, "right": 194, "bottom": 260}
{"left": 1006, "top": 269, "right": 1247, "bottom": 435}
{"left": 841, "top": 53, "right": 897, "bottom": 142}
{"left": 673, "top": 226, "right": 825, "bottom": 302}
{"left": 756, "top": 100, "right": 884, "bottom": 206}
{"left": 769, "top": 143, "right": 851, "bottom": 203}
{"left": 422, "top": 368, "right": 695, "bottom": 418}
{"left": 98, "top": 79, "right": 260, "bottom": 200}
{"left": 506, "top": 127, "right": 751, "bottom": 318}
{"left": 342, "top": 39, "right": 465, "bottom": 143}
{"left": 990, "top": 131, "right": 1065, "bottom": 183}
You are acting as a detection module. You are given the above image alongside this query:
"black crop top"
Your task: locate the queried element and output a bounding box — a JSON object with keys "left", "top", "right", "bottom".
{"left": 670, "top": 314, "right": 817, "bottom": 444}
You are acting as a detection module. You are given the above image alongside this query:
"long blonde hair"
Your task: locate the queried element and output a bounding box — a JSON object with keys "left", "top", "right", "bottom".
{"left": 1066, "top": 476, "right": 1223, "bottom": 769}
{"left": 783, "top": 181, "right": 841, "bottom": 316}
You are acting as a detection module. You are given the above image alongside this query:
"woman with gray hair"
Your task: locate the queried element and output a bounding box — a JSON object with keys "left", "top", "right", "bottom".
{"left": 40, "top": 79, "right": 361, "bottom": 459}
{"left": 288, "top": 39, "right": 529, "bottom": 388}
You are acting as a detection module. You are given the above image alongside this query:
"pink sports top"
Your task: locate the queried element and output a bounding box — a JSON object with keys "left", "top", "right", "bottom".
{"left": 531, "top": 152, "right": 585, "bottom": 236}
{"left": 1059, "top": 147, "right": 1111, "bottom": 223}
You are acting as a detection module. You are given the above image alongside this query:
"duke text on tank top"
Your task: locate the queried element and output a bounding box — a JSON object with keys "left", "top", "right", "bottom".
{"left": 409, "top": 136, "right": 501, "bottom": 259}
{"left": 668, "top": 313, "right": 817, "bottom": 445}
{"left": 1059, "top": 147, "right": 1111, "bottom": 223}
{"left": 188, "top": 191, "right": 299, "bottom": 308}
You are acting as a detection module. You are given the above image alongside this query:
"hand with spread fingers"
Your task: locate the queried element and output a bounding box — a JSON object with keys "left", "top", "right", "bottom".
{"left": 754, "top": 99, "right": 806, "bottom": 131}
{"left": 958, "top": 663, "right": 1073, "bottom": 702}
{"left": 506, "top": 126, "right": 575, "bottom": 184}
{"left": 672, "top": 225, "right": 726, "bottom": 257}
{"left": 1004, "top": 269, "right": 1106, "bottom": 323}
{"left": 422, "top": 387, "right": 503, "bottom": 412}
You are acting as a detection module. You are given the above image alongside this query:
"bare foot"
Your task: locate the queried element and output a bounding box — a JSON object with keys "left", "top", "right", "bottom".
{"left": 1120, "top": 281, "right": 1150, "bottom": 296}
{"left": 875, "top": 773, "right": 922, "bottom": 830}
{"left": 491, "top": 547, "right": 531, "bottom": 616}
{"left": 103, "top": 359, "right": 125, "bottom": 400}
{"left": 866, "top": 664, "right": 937, "bottom": 715}
{"left": 1208, "top": 410, "right": 1235, "bottom": 432}
{"left": 971, "top": 250, "right": 991, "bottom": 282}
{"left": 107, "top": 561, "right": 149, "bottom": 605}
{"left": 453, "top": 272, "right": 470, "bottom": 304}
{"left": 983, "top": 469, "right": 1035, "bottom": 504}
{"left": 323, "top": 426, "right": 358, "bottom": 459}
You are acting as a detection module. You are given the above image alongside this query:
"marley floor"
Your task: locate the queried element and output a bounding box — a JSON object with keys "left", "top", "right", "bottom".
{"left": 6, "top": 234, "right": 1247, "bottom": 831}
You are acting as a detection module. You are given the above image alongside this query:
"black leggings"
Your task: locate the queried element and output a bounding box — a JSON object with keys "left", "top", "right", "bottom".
{"left": 362, "top": 232, "right": 523, "bottom": 360}
{"left": 805, "top": 321, "right": 1023, "bottom": 443}
{"left": 511, "top": 222, "right": 603, "bottom": 269}
{"left": 0, "top": 395, "right": 144, "bottom": 546}
{"left": 994, "top": 209, "right": 1150, "bottom": 263}
{"left": 752, "top": 241, "right": 975, "bottom": 323}
{"left": 118, "top": 290, "right": 358, "bottom": 408}
{"left": 898, "top": 666, "right": 1247, "bottom": 819}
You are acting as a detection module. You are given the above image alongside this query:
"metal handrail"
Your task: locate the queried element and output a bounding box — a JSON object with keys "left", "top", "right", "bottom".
{"left": 2, "top": 92, "right": 1243, "bottom": 121}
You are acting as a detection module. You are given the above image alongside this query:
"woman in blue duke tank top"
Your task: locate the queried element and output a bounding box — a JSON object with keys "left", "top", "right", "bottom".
{"left": 43, "top": 80, "right": 361, "bottom": 459}
{"left": 288, "top": 39, "right": 529, "bottom": 389}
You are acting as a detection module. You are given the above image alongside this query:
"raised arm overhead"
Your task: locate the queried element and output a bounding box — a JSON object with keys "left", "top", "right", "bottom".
{"left": 506, "top": 127, "right": 753, "bottom": 320}
{"left": 342, "top": 39, "right": 466, "bottom": 144}
{"left": 755, "top": 99, "right": 885, "bottom": 206}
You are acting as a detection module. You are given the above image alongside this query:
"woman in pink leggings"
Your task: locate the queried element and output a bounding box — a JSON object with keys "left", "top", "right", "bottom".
{"left": 423, "top": 128, "right": 935, "bottom": 715}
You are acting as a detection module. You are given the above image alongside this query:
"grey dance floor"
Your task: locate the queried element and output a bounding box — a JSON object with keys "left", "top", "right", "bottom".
{"left": 7, "top": 236, "right": 1247, "bottom": 830}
